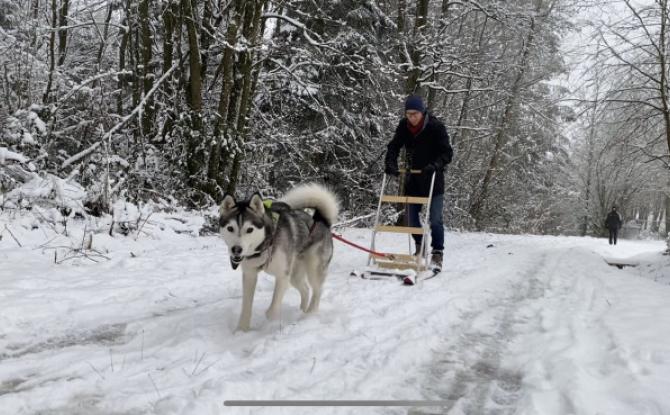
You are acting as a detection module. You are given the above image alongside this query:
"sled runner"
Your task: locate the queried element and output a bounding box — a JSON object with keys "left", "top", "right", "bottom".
{"left": 350, "top": 267, "right": 440, "bottom": 285}
{"left": 357, "top": 169, "right": 439, "bottom": 285}
{"left": 604, "top": 258, "right": 638, "bottom": 269}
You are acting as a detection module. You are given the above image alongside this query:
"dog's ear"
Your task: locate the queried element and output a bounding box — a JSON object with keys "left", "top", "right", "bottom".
{"left": 249, "top": 193, "right": 265, "bottom": 216}
{"left": 219, "top": 194, "right": 237, "bottom": 216}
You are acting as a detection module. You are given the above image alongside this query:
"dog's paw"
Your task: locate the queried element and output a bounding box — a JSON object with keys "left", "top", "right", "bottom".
{"left": 236, "top": 321, "right": 251, "bottom": 332}
{"left": 265, "top": 308, "right": 281, "bottom": 320}
{"left": 306, "top": 304, "right": 319, "bottom": 314}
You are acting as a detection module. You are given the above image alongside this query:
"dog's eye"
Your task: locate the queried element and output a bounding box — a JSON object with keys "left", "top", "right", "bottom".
{"left": 246, "top": 228, "right": 254, "bottom": 234}
{"left": 226, "top": 226, "right": 234, "bottom": 232}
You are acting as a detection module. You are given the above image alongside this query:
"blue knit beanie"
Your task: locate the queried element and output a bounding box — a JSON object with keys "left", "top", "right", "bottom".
{"left": 405, "top": 95, "right": 426, "bottom": 113}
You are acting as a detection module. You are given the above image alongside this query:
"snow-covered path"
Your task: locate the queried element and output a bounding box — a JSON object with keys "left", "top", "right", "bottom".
{"left": 1, "top": 217, "right": 669, "bottom": 415}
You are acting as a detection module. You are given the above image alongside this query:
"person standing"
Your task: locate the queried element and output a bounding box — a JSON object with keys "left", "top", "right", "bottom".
{"left": 605, "top": 206, "right": 623, "bottom": 245}
{"left": 384, "top": 95, "right": 453, "bottom": 270}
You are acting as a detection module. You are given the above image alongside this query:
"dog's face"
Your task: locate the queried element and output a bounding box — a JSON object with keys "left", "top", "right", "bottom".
{"left": 219, "top": 193, "right": 269, "bottom": 269}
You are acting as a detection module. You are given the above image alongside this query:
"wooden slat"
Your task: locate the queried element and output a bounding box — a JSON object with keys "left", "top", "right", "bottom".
{"left": 387, "top": 253, "right": 418, "bottom": 261}
{"left": 369, "top": 253, "right": 417, "bottom": 261}
{"left": 373, "top": 259, "right": 426, "bottom": 271}
{"left": 381, "top": 195, "right": 430, "bottom": 205}
{"left": 375, "top": 225, "right": 425, "bottom": 235}
{"left": 398, "top": 168, "right": 423, "bottom": 174}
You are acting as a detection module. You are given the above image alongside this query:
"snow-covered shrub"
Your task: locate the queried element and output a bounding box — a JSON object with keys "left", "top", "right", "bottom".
{"left": 12, "top": 107, "right": 46, "bottom": 138}
{"left": 0, "top": 147, "right": 29, "bottom": 164}
{"left": 1, "top": 107, "right": 46, "bottom": 159}
{"left": 1, "top": 147, "right": 33, "bottom": 207}
{"left": 1, "top": 171, "right": 87, "bottom": 215}
{"left": 111, "top": 199, "right": 155, "bottom": 236}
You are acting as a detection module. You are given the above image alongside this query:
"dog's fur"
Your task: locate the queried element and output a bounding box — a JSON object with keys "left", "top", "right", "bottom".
{"left": 219, "top": 183, "right": 339, "bottom": 331}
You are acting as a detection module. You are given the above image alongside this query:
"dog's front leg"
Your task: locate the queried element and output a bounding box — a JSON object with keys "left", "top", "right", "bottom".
{"left": 237, "top": 267, "right": 259, "bottom": 332}
{"left": 266, "top": 272, "right": 289, "bottom": 320}
{"left": 266, "top": 256, "right": 293, "bottom": 321}
{"left": 264, "top": 253, "right": 292, "bottom": 320}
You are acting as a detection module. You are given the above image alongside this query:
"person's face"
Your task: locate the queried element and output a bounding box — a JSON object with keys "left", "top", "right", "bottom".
{"left": 406, "top": 110, "right": 423, "bottom": 126}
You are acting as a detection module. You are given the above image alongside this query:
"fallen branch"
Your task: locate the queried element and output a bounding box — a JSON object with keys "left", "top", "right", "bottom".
{"left": 3, "top": 225, "right": 22, "bottom": 247}
{"left": 40, "top": 234, "right": 111, "bottom": 264}
{"left": 54, "top": 248, "right": 110, "bottom": 264}
{"left": 135, "top": 212, "right": 153, "bottom": 240}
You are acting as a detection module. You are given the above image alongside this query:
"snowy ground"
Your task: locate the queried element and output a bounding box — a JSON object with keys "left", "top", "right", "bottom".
{"left": 1, "top": 212, "right": 669, "bottom": 415}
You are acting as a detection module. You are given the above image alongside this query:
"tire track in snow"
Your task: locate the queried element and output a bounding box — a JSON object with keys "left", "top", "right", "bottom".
{"left": 409, "top": 250, "right": 553, "bottom": 415}
{"left": 504, "top": 248, "right": 642, "bottom": 415}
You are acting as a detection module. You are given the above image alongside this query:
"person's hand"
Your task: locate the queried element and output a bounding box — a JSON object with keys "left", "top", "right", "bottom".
{"left": 422, "top": 163, "right": 436, "bottom": 175}
{"left": 385, "top": 165, "right": 400, "bottom": 177}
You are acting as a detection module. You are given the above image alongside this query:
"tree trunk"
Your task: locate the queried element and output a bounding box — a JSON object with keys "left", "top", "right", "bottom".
{"left": 452, "top": 77, "right": 472, "bottom": 146}
{"left": 405, "top": 0, "right": 430, "bottom": 94}
{"left": 396, "top": 0, "right": 407, "bottom": 84}
{"left": 117, "top": 1, "right": 131, "bottom": 115}
{"left": 657, "top": 0, "right": 670, "bottom": 248}
{"left": 199, "top": 0, "right": 214, "bottom": 77}
{"left": 582, "top": 45, "right": 603, "bottom": 236}
{"left": 43, "top": 0, "right": 57, "bottom": 103}
{"left": 160, "top": 0, "right": 178, "bottom": 141}
{"left": 207, "top": 0, "right": 244, "bottom": 196}
{"left": 397, "top": 0, "right": 406, "bottom": 35}
{"left": 30, "top": 0, "right": 41, "bottom": 48}
{"left": 95, "top": 2, "right": 114, "bottom": 68}
{"left": 659, "top": 0, "right": 670, "bottom": 166}
{"left": 181, "top": 0, "right": 204, "bottom": 190}
{"left": 163, "top": 1, "right": 175, "bottom": 80}
{"left": 130, "top": 23, "right": 140, "bottom": 117}
{"left": 225, "top": 0, "right": 266, "bottom": 195}
{"left": 57, "top": 0, "right": 69, "bottom": 66}
{"left": 139, "top": 0, "right": 154, "bottom": 137}
{"left": 31, "top": 0, "right": 40, "bottom": 18}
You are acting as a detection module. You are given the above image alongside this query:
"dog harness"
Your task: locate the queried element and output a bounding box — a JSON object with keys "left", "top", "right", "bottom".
{"left": 262, "top": 199, "right": 281, "bottom": 225}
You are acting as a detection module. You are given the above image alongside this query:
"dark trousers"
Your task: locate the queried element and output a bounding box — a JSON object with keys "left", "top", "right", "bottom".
{"left": 408, "top": 194, "right": 444, "bottom": 251}
{"left": 608, "top": 228, "right": 618, "bottom": 245}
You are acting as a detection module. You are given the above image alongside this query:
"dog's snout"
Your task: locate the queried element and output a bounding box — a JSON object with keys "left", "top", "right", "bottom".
{"left": 231, "top": 246, "right": 242, "bottom": 256}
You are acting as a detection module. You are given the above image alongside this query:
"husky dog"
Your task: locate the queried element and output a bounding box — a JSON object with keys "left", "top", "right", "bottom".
{"left": 219, "top": 183, "right": 339, "bottom": 331}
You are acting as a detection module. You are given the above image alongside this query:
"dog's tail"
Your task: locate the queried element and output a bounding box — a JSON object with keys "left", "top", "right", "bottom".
{"left": 280, "top": 183, "right": 339, "bottom": 227}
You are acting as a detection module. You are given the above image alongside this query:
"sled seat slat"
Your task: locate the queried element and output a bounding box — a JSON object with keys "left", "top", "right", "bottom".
{"left": 381, "top": 195, "right": 430, "bottom": 205}
{"left": 374, "top": 225, "right": 425, "bottom": 235}
{"left": 370, "top": 252, "right": 418, "bottom": 261}
{"left": 373, "top": 259, "right": 426, "bottom": 271}
{"left": 398, "top": 168, "right": 423, "bottom": 174}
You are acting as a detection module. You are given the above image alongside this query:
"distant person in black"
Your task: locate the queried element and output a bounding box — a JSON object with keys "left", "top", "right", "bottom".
{"left": 605, "top": 206, "right": 622, "bottom": 245}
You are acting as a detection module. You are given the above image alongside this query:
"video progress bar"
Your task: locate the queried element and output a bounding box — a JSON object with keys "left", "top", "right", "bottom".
{"left": 224, "top": 400, "right": 449, "bottom": 407}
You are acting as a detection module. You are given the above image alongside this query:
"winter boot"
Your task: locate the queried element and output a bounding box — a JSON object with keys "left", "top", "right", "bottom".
{"left": 430, "top": 250, "right": 443, "bottom": 271}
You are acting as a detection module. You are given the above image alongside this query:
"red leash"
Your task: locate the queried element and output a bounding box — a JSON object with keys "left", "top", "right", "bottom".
{"left": 331, "top": 232, "right": 392, "bottom": 258}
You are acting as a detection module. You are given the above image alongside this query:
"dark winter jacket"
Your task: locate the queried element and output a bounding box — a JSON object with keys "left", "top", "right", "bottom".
{"left": 384, "top": 113, "right": 453, "bottom": 196}
{"left": 605, "top": 211, "right": 622, "bottom": 230}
